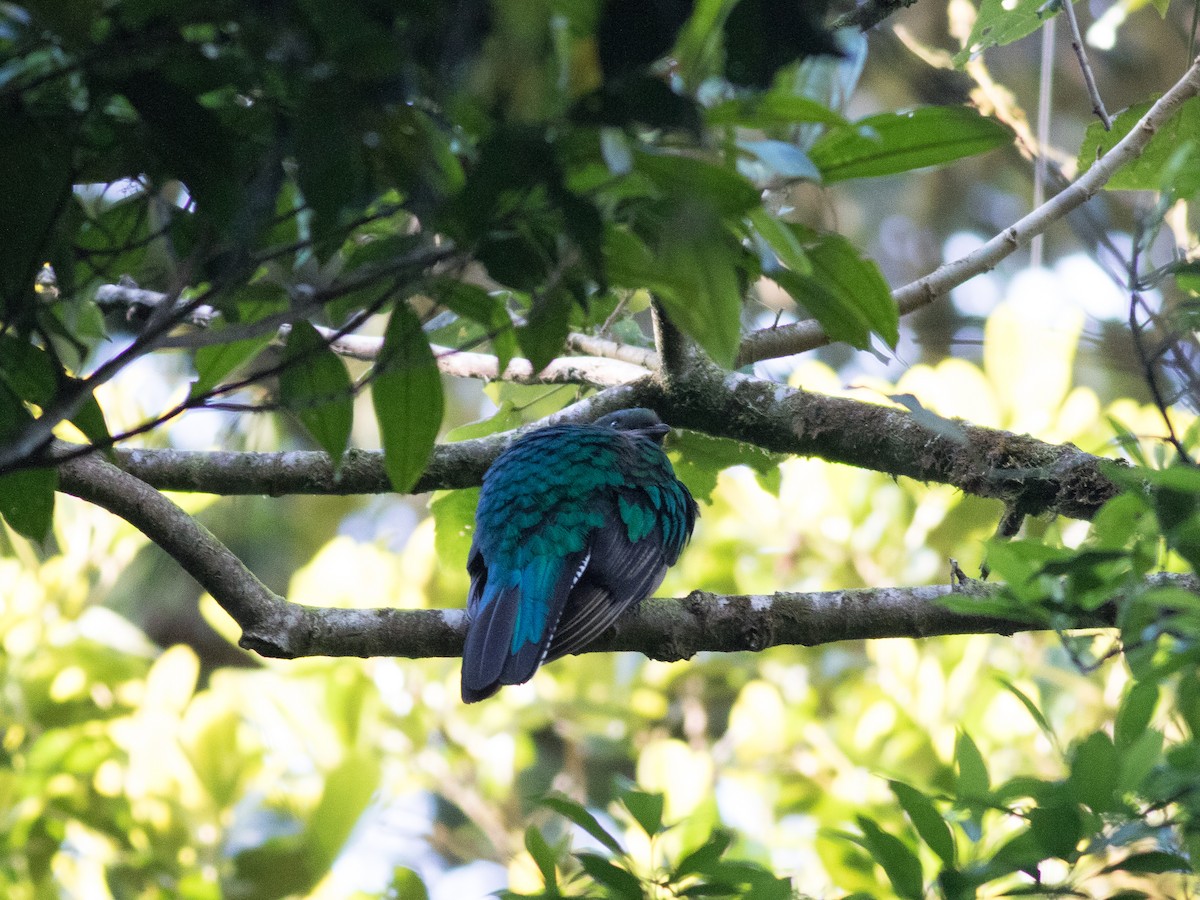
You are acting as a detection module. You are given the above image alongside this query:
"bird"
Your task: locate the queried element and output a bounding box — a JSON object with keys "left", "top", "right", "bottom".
{"left": 461, "top": 408, "right": 698, "bottom": 703}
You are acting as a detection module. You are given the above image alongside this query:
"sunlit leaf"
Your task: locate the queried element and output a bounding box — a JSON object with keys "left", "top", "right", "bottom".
{"left": 1076, "top": 96, "right": 1200, "bottom": 196}
{"left": 809, "top": 107, "right": 1011, "bottom": 183}
{"left": 953, "top": 0, "right": 1074, "bottom": 66}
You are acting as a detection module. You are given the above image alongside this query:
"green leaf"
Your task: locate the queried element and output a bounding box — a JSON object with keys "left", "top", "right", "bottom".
{"left": 1115, "top": 681, "right": 1159, "bottom": 749}
{"left": 387, "top": 868, "right": 429, "bottom": 900}
{"left": 428, "top": 278, "right": 517, "bottom": 376}
{"left": 809, "top": 107, "right": 1011, "bottom": 183}
{"left": 372, "top": 303, "right": 444, "bottom": 493}
{"left": 955, "top": 731, "right": 989, "bottom": 797}
{"left": 889, "top": 781, "right": 955, "bottom": 868}
{"left": 1067, "top": 732, "right": 1120, "bottom": 813}
{"left": 605, "top": 226, "right": 744, "bottom": 368}
{"left": 706, "top": 94, "right": 846, "bottom": 129}
{"left": 1076, "top": 96, "right": 1200, "bottom": 196}
{"left": 806, "top": 233, "right": 898, "bottom": 347}
{"left": 1100, "top": 851, "right": 1191, "bottom": 875}
{"left": 1117, "top": 729, "right": 1163, "bottom": 794}
{"left": 994, "top": 677, "right": 1057, "bottom": 748}
{"left": 622, "top": 790, "right": 665, "bottom": 837}
{"left": 1027, "top": 802, "right": 1083, "bottom": 859}
{"left": 668, "top": 430, "right": 785, "bottom": 504}
{"left": 576, "top": 853, "right": 643, "bottom": 898}
{"left": 518, "top": 288, "right": 572, "bottom": 373}
{"left": 191, "top": 333, "right": 275, "bottom": 399}
{"left": 746, "top": 208, "right": 812, "bottom": 276}
{"left": 279, "top": 321, "right": 354, "bottom": 467}
{"left": 634, "top": 152, "right": 761, "bottom": 219}
{"left": 856, "top": 816, "right": 924, "bottom": 900}
{"left": 525, "top": 827, "right": 559, "bottom": 890}
{"left": 0, "top": 334, "right": 110, "bottom": 445}
{"left": 0, "top": 466, "right": 57, "bottom": 542}
{"left": 953, "top": 0, "right": 1072, "bottom": 66}
{"left": 305, "top": 752, "right": 381, "bottom": 873}
{"left": 673, "top": 831, "right": 734, "bottom": 880}
{"left": 540, "top": 793, "right": 624, "bottom": 856}
{"left": 771, "top": 231, "right": 897, "bottom": 350}
{"left": 430, "top": 488, "right": 479, "bottom": 570}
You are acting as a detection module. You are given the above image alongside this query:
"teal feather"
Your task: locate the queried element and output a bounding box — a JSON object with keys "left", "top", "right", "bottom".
{"left": 461, "top": 408, "right": 697, "bottom": 702}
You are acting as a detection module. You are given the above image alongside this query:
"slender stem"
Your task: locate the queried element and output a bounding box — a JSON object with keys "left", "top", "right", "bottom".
{"left": 734, "top": 57, "right": 1200, "bottom": 366}
{"left": 1031, "top": 17, "right": 1056, "bottom": 269}
{"left": 1060, "top": 0, "right": 1113, "bottom": 130}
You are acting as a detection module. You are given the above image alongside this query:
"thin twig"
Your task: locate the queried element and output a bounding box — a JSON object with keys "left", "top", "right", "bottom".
{"left": 734, "top": 57, "right": 1200, "bottom": 366}
{"left": 1060, "top": 0, "right": 1113, "bottom": 130}
{"left": 1031, "top": 17, "right": 1056, "bottom": 269}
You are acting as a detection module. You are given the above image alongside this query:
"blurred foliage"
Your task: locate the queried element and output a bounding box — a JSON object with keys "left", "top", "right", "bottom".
{"left": 6, "top": 298, "right": 1200, "bottom": 896}
{"left": 2, "top": 0, "right": 1200, "bottom": 897}
{"left": 0, "top": 0, "right": 1025, "bottom": 529}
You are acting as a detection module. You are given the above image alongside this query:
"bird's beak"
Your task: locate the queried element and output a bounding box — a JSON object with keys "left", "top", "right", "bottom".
{"left": 641, "top": 423, "right": 671, "bottom": 441}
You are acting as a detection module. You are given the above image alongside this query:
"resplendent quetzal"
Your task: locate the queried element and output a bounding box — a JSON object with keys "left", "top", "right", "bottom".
{"left": 461, "top": 408, "right": 698, "bottom": 703}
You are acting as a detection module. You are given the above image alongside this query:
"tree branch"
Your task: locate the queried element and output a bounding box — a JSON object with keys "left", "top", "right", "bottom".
{"left": 95, "top": 283, "right": 651, "bottom": 387}
{"left": 735, "top": 56, "right": 1200, "bottom": 366}
{"left": 55, "top": 443, "right": 1177, "bottom": 663}
{"left": 95, "top": 369, "right": 1119, "bottom": 520}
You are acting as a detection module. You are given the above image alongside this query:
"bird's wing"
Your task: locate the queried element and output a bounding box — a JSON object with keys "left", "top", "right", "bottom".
{"left": 461, "top": 546, "right": 591, "bottom": 703}
{"left": 544, "top": 504, "right": 669, "bottom": 663}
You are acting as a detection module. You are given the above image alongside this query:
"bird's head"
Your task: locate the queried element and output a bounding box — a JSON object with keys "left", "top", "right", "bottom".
{"left": 592, "top": 408, "right": 672, "bottom": 444}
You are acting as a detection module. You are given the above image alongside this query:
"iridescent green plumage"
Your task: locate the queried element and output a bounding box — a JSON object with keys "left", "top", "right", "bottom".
{"left": 461, "top": 409, "right": 697, "bottom": 702}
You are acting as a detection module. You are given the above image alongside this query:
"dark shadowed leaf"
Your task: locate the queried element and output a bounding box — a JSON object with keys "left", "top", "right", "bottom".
{"left": 540, "top": 793, "right": 624, "bottom": 855}
{"left": 279, "top": 321, "right": 354, "bottom": 467}
{"left": 373, "top": 303, "right": 443, "bottom": 492}
{"left": 1100, "top": 851, "right": 1191, "bottom": 875}
{"left": 605, "top": 225, "right": 744, "bottom": 367}
{"left": 518, "top": 289, "right": 573, "bottom": 373}
{"left": 889, "top": 781, "right": 955, "bottom": 868}
{"left": 622, "top": 790, "right": 665, "bottom": 837}
{"left": 525, "top": 827, "right": 559, "bottom": 889}
{"left": 1067, "top": 732, "right": 1120, "bottom": 813}
{"left": 672, "top": 831, "right": 734, "bottom": 880}
{"left": 1028, "top": 802, "right": 1083, "bottom": 859}
{"left": 722, "top": 0, "right": 841, "bottom": 87}
{"left": 0, "top": 466, "right": 57, "bottom": 542}
{"left": 1115, "top": 681, "right": 1159, "bottom": 749}
{"left": 576, "top": 853, "right": 643, "bottom": 898}
{"left": 856, "top": 816, "right": 924, "bottom": 900}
